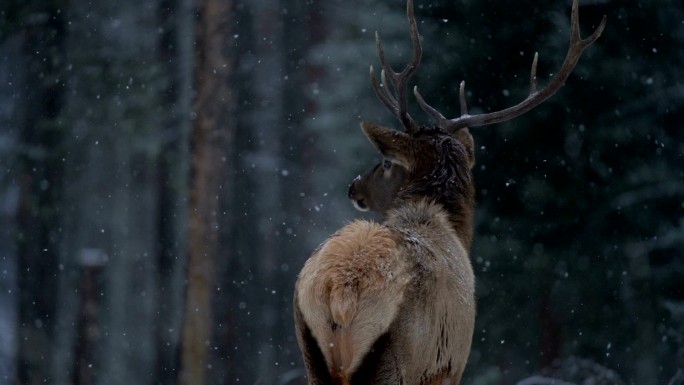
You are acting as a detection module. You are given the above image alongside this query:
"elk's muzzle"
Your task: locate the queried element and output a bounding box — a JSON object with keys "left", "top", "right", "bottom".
{"left": 348, "top": 177, "right": 369, "bottom": 212}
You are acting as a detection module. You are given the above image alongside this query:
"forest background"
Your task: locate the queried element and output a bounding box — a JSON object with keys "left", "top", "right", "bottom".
{"left": 0, "top": 0, "right": 682, "bottom": 384}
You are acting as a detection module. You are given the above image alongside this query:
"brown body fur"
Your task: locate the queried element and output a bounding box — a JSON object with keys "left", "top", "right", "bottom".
{"left": 295, "top": 200, "right": 475, "bottom": 385}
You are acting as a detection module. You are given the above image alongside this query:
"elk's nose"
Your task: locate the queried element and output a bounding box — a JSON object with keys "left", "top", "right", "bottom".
{"left": 348, "top": 178, "right": 369, "bottom": 212}
{"left": 347, "top": 179, "right": 358, "bottom": 199}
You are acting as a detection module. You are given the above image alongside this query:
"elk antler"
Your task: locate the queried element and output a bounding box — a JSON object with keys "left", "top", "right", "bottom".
{"left": 413, "top": 0, "right": 607, "bottom": 133}
{"left": 369, "top": 0, "right": 422, "bottom": 133}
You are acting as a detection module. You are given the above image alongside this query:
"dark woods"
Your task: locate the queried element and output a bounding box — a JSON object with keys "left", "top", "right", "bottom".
{"left": 0, "top": 0, "right": 682, "bottom": 385}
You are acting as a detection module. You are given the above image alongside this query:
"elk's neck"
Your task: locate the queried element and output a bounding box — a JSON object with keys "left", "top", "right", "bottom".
{"left": 387, "top": 193, "right": 474, "bottom": 252}
{"left": 391, "top": 136, "right": 476, "bottom": 250}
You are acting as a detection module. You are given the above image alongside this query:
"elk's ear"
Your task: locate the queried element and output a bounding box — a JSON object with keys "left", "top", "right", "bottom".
{"left": 360, "top": 122, "right": 414, "bottom": 169}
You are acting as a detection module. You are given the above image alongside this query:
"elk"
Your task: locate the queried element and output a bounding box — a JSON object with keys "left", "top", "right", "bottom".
{"left": 294, "top": 1, "right": 605, "bottom": 384}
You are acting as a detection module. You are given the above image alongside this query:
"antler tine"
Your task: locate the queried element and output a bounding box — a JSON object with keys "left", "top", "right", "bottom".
{"left": 530, "top": 52, "right": 539, "bottom": 94}
{"left": 369, "top": 0, "right": 423, "bottom": 133}
{"left": 459, "top": 81, "right": 468, "bottom": 115}
{"left": 370, "top": 67, "right": 398, "bottom": 113}
{"left": 416, "top": 0, "right": 606, "bottom": 134}
{"left": 414, "top": 85, "right": 445, "bottom": 126}
{"left": 415, "top": 80, "right": 470, "bottom": 127}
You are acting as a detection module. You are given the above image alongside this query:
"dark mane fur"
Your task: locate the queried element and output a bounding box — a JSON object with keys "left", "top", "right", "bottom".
{"left": 400, "top": 129, "right": 475, "bottom": 249}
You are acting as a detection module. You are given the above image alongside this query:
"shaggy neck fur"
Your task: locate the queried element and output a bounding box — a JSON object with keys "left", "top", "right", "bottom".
{"left": 396, "top": 133, "right": 475, "bottom": 250}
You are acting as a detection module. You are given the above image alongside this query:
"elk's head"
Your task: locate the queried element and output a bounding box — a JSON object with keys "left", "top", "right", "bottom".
{"left": 348, "top": 0, "right": 605, "bottom": 217}
{"left": 348, "top": 122, "right": 475, "bottom": 214}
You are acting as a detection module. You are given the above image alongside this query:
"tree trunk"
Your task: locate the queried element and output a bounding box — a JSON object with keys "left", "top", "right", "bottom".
{"left": 72, "top": 251, "right": 106, "bottom": 385}
{"left": 178, "top": 0, "right": 233, "bottom": 384}
{"left": 155, "top": 0, "right": 192, "bottom": 382}
{"left": 16, "top": 2, "right": 67, "bottom": 383}
{"left": 538, "top": 289, "right": 562, "bottom": 368}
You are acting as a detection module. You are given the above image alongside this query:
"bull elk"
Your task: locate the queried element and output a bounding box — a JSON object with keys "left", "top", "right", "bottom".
{"left": 294, "top": 1, "right": 605, "bottom": 384}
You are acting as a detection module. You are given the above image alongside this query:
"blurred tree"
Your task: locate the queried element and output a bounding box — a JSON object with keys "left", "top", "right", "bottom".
{"left": 72, "top": 251, "right": 107, "bottom": 385}
{"left": 0, "top": 3, "right": 25, "bottom": 384}
{"left": 243, "top": 0, "right": 285, "bottom": 380}
{"left": 52, "top": 0, "right": 169, "bottom": 383}
{"left": 177, "top": 0, "right": 233, "bottom": 384}
{"left": 214, "top": 0, "right": 257, "bottom": 382}
{"left": 154, "top": 0, "right": 191, "bottom": 382}
{"left": 13, "top": 1, "right": 67, "bottom": 383}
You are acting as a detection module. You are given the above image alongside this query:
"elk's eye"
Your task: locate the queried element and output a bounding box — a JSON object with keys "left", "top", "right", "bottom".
{"left": 382, "top": 160, "right": 392, "bottom": 170}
